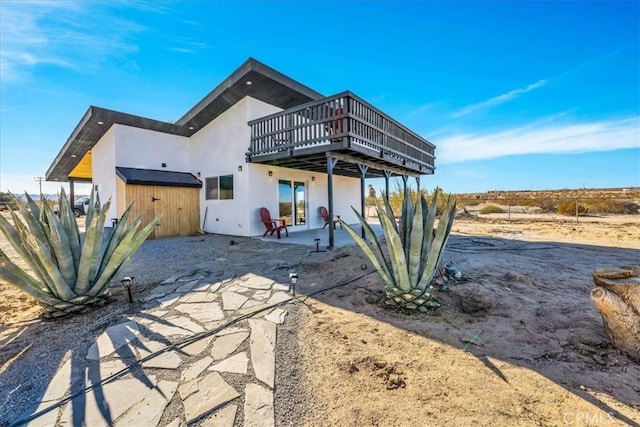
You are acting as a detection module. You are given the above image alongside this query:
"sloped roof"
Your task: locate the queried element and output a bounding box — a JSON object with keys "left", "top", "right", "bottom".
{"left": 116, "top": 167, "right": 202, "bottom": 188}
{"left": 46, "top": 58, "right": 324, "bottom": 182}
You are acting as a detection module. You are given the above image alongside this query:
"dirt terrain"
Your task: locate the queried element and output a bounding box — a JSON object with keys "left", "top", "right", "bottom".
{"left": 1, "top": 206, "right": 640, "bottom": 426}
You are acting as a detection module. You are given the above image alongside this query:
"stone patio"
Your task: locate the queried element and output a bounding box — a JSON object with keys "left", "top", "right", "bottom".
{"left": 22, "top": 265, "right": 293, "bottom": 426}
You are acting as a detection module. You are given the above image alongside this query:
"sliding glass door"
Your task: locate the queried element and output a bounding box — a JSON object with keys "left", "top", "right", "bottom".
{"left": 278, "top": 180, "right": 306, "bottom": 226}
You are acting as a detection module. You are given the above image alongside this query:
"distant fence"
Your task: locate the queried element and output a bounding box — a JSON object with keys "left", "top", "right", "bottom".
{"left": 365, "top": 196, "right": 639, "bottom": 224}
{"left": 456, "top": 196, "right": 638, "bottom": 224}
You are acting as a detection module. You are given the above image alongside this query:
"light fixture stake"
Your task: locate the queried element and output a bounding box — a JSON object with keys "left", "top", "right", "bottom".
{"left": 121, "top": 277, "right": 135, "bottom": 303}
{"left": 289, "top": 273, "right": 298, "bottom": 297}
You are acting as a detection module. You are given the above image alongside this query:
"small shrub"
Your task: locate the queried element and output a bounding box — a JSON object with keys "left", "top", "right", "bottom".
{"left": 480, "top": 204, "right": 504, "bottom": 214}
{"left": 557, "top": 200, "right": 589, "bottom": 216}
{"left": 585, "top": 199, "right": 638, "bottom": 215}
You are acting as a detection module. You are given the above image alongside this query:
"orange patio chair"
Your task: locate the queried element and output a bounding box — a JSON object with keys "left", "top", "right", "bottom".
{"left": 319, "top": 206, "right": 341, "bottom": 229}
{"left": 260, "top": 207, "right": 288, "bottom": 239}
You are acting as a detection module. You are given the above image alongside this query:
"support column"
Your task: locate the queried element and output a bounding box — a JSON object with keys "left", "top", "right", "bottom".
{"left": 416, "top": 175, "right": 421, "bottom": 193}
{"left": 358, "top": 164, "right": 368, "bottom": 238}
{"left": 384, "top": 170, "right": 392, "bottom": 205}
{"left": 327, "top": 155, "right": 339, "bottom": 249}
{"left": 401, "top": 175, "right": 408, "bottom": 194}
{"left": 69, "top": 179, "right": 75, "bottom": 206}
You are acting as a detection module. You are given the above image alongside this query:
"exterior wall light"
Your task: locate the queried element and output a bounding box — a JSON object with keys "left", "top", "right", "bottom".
{"left": 268, "top": 171, "right": 273, "bottom": 177}
{"left": 311, "top": 176, "right": 315, "bottom": 181}
{"left": 238, "top": 165, "right": 242, "bottom": 172}
{"left": 197, "top": 172, "right": 201, "bottom": 177}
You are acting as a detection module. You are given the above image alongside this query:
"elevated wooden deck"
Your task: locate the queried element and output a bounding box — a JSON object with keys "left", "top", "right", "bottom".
{"left": 246, "top": 92, "right": 435, "bottom": 178}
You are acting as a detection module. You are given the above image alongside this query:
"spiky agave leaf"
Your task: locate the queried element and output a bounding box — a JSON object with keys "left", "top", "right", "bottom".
{"left": 344, "top": 186, "right": 457, "bottom": 311}
{"left": 1, "top": 205, "right": 60, "bottom": 297}
{"left": 407, "top": 192, "right": 424, "bottom": 287}
{"left": 416, "top": 195, "right": 456, "bottom": 291}
{"left": 58, "top": 188, "right": 81, "bottom": 271}
{"left": 20, "top": 227, "right": 78, "bottom": 301}
{"left": 418, "top": 192, "right": 438, "bottom": 281}
{"left": 380, "top": 191, "right": 398, "bottom": 235}
{"left": 12, "top": 193, "right": 49, "bottom": 251}
{"left": 0, "top": 249, "right": 62, "bottom": 306}
{"left": 87, "top": 212, "right": 161, "bottom": 297}
{"left": 0, "top": 187, "right": 161, "bottom": 317}
{"left": 340, "top": 208, "right": 395, "bottom": 289}
{"left": 376, "top": 201, "right": 411, "bottom": 292}
{"left": 41, "top": 201, "right": 77, "bottom": 288}
{"left": 74, "top": 200, "right": 110, "bottom": 294}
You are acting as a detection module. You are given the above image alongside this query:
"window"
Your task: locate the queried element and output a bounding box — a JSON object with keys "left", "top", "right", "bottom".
{"left": 220, "top": 175, "right": 234, "bottom": 199}
{"left": 206, "top": 175, "right": 233, "bottom": 200}
{"left": 278, "top": 180, "right": 305, "bottom": 226}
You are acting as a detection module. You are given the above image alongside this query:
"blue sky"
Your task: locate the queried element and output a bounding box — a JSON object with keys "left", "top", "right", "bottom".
{"left": 1, "top": 0, "right": 638, "bottom": 195}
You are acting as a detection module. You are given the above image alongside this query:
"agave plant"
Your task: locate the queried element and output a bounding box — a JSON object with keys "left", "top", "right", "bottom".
{"left": 0, "top": 188, "right": 160, "bottom": 318}
{"left": 341, "top": 187, "right": 456, "bottom": 312}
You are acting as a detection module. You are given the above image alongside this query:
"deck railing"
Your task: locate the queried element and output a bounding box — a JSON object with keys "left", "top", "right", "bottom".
{"left": 247, "top": 92, "right": 435, "bottom": 171}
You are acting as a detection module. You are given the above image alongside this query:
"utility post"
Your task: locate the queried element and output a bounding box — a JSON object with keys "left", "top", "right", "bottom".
{"left": 34, "top": 176, "right": 44, "bottom": 194}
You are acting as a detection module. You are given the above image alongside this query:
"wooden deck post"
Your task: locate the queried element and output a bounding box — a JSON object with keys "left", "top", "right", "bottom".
{"left": 327, "top": 154, "right": 339, "bottom": 249}
{"left": 384, "top": 170, "right": 391, "bottom": 204}
{"left": 358, "top": 164, "right": 368, "bottom": 238}
{"left": 69, "top": 179, "right": 75, "bottom": 206}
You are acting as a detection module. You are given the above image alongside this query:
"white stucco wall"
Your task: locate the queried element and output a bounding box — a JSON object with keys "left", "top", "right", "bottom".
{"left": 93, "top": 124, "right": 190, "bottom": 220}
{"left": 114, "top": 125, "right": 190, "bottom": 171}
{"left": 91, "top": 125, "right": 117, "bottom": 219}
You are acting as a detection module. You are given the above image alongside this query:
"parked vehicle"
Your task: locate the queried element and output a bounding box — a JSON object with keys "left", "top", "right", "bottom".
{"left": 53, "top": 196, "right": 90, "bottom": 218}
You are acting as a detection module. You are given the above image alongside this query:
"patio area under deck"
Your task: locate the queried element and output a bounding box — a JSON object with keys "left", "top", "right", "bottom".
{"left": 246, "top": 91, "right": 436, "bottom": 248}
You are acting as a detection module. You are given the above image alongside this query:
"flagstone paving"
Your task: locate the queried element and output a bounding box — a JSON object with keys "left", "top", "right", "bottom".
{"left": 23, "top": 266, "right": 293, "bottom": 426}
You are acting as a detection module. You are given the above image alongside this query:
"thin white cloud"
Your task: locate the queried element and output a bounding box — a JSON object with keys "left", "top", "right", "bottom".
{"left": 406, "top": 101, "right": 447, "bottom": 119}
{"left": 436, "top": 116, "right": 640, "bottom": 164}
{"left": 0, "top": 1, "right": 143, "bottom": 83}
{"left": 452, "top": 80, "right": 547, "bottom": 118}
{"left": 166, "top": 38, "right": 208, "bottom": 54}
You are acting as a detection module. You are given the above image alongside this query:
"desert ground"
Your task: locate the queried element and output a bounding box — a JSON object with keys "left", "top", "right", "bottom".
{"left": 1, "top": 203, "right": 639, "bottom": 426}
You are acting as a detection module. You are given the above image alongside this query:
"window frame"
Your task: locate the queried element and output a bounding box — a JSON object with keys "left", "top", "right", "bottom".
{"left": 205, "top": 174, "right": 233, "bottom": 200}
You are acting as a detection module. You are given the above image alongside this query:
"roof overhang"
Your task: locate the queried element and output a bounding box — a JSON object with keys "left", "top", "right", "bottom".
{"left": 46, "top": 58, "right": 324, "bottom": 182}
{"left": 116, "top": 167, "right": 202, "bottom": 188}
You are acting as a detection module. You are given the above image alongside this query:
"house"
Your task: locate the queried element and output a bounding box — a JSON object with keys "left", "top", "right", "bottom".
{"left": 46, "top": 58, "right": 436, "bottom": 247}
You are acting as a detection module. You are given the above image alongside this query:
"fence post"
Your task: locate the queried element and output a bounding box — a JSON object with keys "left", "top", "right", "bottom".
{"left": 575, "top": 198, "right": 579, "bottom": 224}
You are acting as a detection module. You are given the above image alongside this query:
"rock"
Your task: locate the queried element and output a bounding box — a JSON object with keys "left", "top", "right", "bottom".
{"left": 266, "top": 291, "right": 291, "bottom": 305}
{"left": 248, "top": 319, "right": 276, "bottom": 388}
{"left": 178, "top": 292, "right": 217, "bottom": 304}
{"left": 181, "top": 356, "right": 213, "bottom": 382}
{"left": 176, "top": 280, "right": 202, "bottom": 293}
{"left": 211, "top": 332, "right": 250, "bottom": 360}
{"left": 264, "top": 308, "right": 287, "bottom": 325}
{"left": 222, "top": 292, "right": 249, "bottom": 311}
{"left": 87, "top": 321, "right": 140, "bottom": 360}
{"left": 59, "top": 376, "right": 157, "bottom": 426}
{"left": 146, "top": 316, "right": 205, "bottom": 337}
{"left": 244, "top": 383, "right": 274, "bottom": 427}
{"left": 181, "top": 372, "right": 240, "bottom": 424}
{"left": 208, "top": 352, "right": 249, "bottom": 374}
{"left": 240, "top": 274, "right": 274, "bottom": 290}
{"left": 200, "top": 404, "right": 237, "bottom": 427}
{"left": 173, "top": 302, "right": 225, "bottom": 323}
{"left": 114, "top": 380, "right": 178, "bottom": 426}
{"left": 180, "top": 335, "right": 216, "bottom": 356}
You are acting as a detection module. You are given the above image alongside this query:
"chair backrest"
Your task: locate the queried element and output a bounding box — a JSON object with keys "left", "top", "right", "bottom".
{"left": 260, "top": 207, "right": 272, "bottom": 223}
{"left": 319, "top": 206, "right": 329, "bottom": 222}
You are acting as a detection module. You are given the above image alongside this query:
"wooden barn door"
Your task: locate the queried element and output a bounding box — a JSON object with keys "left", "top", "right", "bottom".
{"left": 126, "top": 185, "right": 200, "bottom": 239}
